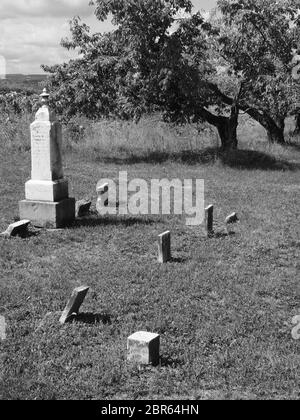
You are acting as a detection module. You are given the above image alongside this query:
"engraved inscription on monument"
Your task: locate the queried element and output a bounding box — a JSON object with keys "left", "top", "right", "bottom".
{"left": 31, "top": 124, "right": 51, "bottom": 180}
{"left": 31, "top": 122, "right": 63, "bottom": 181}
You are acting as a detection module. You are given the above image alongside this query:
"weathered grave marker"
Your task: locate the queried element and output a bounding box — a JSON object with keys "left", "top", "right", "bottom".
{"left": 225, "top": 212, "right": 239, "bottom": 234}
{"left": 127, "top": 331, "right": 160, "bottom": 366}
{"left": 59, "top": 286, "right": 90, "bottom": 325}
{"left": 96, "top": 182, "right": 109, "bottom": 214}
{"left": 76, "top": 200, "right": 92, "bottom": 218}
{"left": 205, "top": 205, "right": 214, "bottom": 237}
{"left": 158, "top": 231, "right": 171, "bottom": 263}
{"left": 1, "top": 220, "right": 30, "bottom": 238}
{"left": 0, "top": 316, "right": 6, "bottom": 341}
{"left": 19, "top": 89, "right": 75, "bottom": 228}
{"left": 226, "top": 213, "right": 239, "bottom": 225}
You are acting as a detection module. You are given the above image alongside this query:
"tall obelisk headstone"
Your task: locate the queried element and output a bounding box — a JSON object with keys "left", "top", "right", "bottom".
{"left": 19, "top": 89, "right": 75, "bottom": 228}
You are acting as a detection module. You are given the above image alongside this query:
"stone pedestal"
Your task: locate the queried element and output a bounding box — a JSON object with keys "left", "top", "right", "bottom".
{"left": 19, "top": 198, "right": 75, "bottom": 229}
{"left": 19, "top": 89, "right": 75, "bottom": 229}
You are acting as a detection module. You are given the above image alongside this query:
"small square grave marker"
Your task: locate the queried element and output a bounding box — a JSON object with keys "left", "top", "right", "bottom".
{"left": 127, "top": 331, "right": 160, "bottom": 366}
{"left": 59, "top": 286, "right": 90, "bottom": 324}
{"left": 1, "top": 220, "right": 30, "bottom": 238}
{"left": 158, "top": 231, "right": 171, "bottom": 263}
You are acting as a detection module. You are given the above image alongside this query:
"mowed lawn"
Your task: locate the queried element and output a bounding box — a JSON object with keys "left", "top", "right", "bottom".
{"left": 0, "top": 142, "right": 300, "bottom": 400}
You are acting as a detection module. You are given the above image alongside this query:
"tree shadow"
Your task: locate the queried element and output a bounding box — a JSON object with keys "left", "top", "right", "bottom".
{"left": 286, "top": 139, "right": 300, "bottom": 152}
{"left": 98, "top": 148, "right": 299, "bottom": 171}
{"left": 69, "top": 312, "right": 112, "bottom": 325}
{"left": 220, "top": 149, "right": 300, "bottom": 171}
{"left": 72, "top": 215, "right": 156, "bottom": 228}
{"left": 100, "top": 148, "right": 218, "bottom": 165}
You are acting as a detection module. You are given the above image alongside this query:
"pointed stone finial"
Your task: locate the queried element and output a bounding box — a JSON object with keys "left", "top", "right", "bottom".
{"left": 35, "top": 88, "right": 54, "bottom": 121}
{"left": 40, "top": 88, "right": 50, "bottom": 106}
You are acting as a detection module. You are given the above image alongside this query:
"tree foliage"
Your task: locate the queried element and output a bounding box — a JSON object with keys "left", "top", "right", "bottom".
{"left": 211, "top": 0, "right": 300, "bottom": 143}
{"left": 42, "top": 0, "right": 300, "bottom": 149}
{"left": 43, "top": 0, "right": 210, "bottom": 123}
{"left": 0, "top": 92, "right": 38, "bottom": 117}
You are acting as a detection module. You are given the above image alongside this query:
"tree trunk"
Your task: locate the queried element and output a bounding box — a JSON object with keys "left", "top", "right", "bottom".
{"left": 243, "top": 108, "right": 286, "bottom": 144}
{"left": 266, "top": 118, "right": 285, "bottom": 144}
{"left": 216, "top": 119, "right": 238, "bottom": 150}
{"left": 197, "top": 103, "right": 239, "bottom": 151}
{"left": 198, "top": 110, "right": 239, "bottom": 150}
{"left": 217, "top": 102, "right": 239, "bottom": 151}
{"left": 205, "top": 82, "right": 287, "bottom": 145}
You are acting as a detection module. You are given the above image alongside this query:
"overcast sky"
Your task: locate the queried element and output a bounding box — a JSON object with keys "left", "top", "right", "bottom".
{"left": 0, "top": 0, "right": 217, "bottom": 75}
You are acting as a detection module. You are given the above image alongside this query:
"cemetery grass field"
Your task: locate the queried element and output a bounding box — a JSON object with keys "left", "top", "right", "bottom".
{"left": 0, "top": 118, "right": 300, "bottom": 400}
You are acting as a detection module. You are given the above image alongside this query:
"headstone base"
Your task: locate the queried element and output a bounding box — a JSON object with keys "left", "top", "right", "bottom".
{"left": 25, "top": 179, "right": 69, "bottom": 202}
{"left": 19, "top": 198, "right": 75, "bottom": 229}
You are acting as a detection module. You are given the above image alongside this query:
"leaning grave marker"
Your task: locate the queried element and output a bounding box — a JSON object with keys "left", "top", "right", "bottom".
{"left": 59, "top": 286, "right": 90, "bottom": 325}
{"left": 1, "top": 220, "right": 30, "bottom": 238}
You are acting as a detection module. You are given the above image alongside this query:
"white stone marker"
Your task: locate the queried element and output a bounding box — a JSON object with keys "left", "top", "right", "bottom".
{"left": 225, "top": 212, "right": 239, "bottom": 234}
{"left": 158, "top": 231, "right": 171, "bottom": 263}
{"left": 19, "top": 89, "right": 75, "bottom": 228}
{"left": 1, "top": 220, "right": 30, "bottom": 237}
{"left": 205, "top": 205, "right": 214, "bottom": 237}
{"left": 96, "top": 182, "right": 109, "bottom": 214}
{"left": 59, "top": 286, "right": 90, "bottom": 324}
{"left": 225, "top": 212, "right": 239, "bottom": 224}
{"left": 127, "top": 331, "right": 160, "bottom": 366}
{"left": 0, "top": 316, "right": 6, "bottom": 341}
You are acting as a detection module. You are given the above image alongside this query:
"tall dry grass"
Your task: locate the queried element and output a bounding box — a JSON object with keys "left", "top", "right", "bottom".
{"left": 64, "top": 116, "right": 220, "bottom": 161}
{"left": 63, "top": 114, "right": 300, "bottom": 166}
{"left": 0, "top": 111, "right": 299, "bottom": 166}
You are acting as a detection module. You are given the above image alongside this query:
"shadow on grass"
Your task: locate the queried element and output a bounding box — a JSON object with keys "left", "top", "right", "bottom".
{"left": 70, "top": 312, "right": 112, "bottom": 325}
{"left": 0, "top": 230, "right": 40, "bottom": 239}
{"left": 99, "top": 148, "right": 217, "bottom": 165}
{"left": 160, "top": 356, "right": 185, "bottom": 368}
{"left": 98, "top": 148, "right": 299, "bottom": 171}
{"left": 221, "top": 149, "right": 300, "bottom": 171}
{"left": 213, "top": 231, "right": 236, "bottom": 239}
{"left": 22, "top": 231, "right": 41, "bottom": 239}
{"left": 171, "top": 257, "right": 188, "bottom": 264}
{"left": 72, "top": 215, "right": 157, "bottom": 229}
{"left": 287, "top": 139, "right": 300, "bottom": 152}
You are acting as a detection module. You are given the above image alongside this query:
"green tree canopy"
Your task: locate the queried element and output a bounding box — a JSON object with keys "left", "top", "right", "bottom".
{"left": 43, "top": 0, "right": 300, "bottom": 149}
{"left": 209, "top": 0, "right": 300, "bottom": 143}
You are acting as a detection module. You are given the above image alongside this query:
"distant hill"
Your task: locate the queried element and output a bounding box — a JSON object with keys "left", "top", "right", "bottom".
{"left": 0, "top": 74, "right": 47, "bottom": 94}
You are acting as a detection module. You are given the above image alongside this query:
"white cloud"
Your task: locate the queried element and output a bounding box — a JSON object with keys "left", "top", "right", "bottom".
{"left": 0, "top": 0, "right": 92, "bottom": 19}
{"left": 0, "top": 0, "right": 102, "bottom": 74}
{"left": 0, "top": 0, "right": 216, "bottom": 74}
